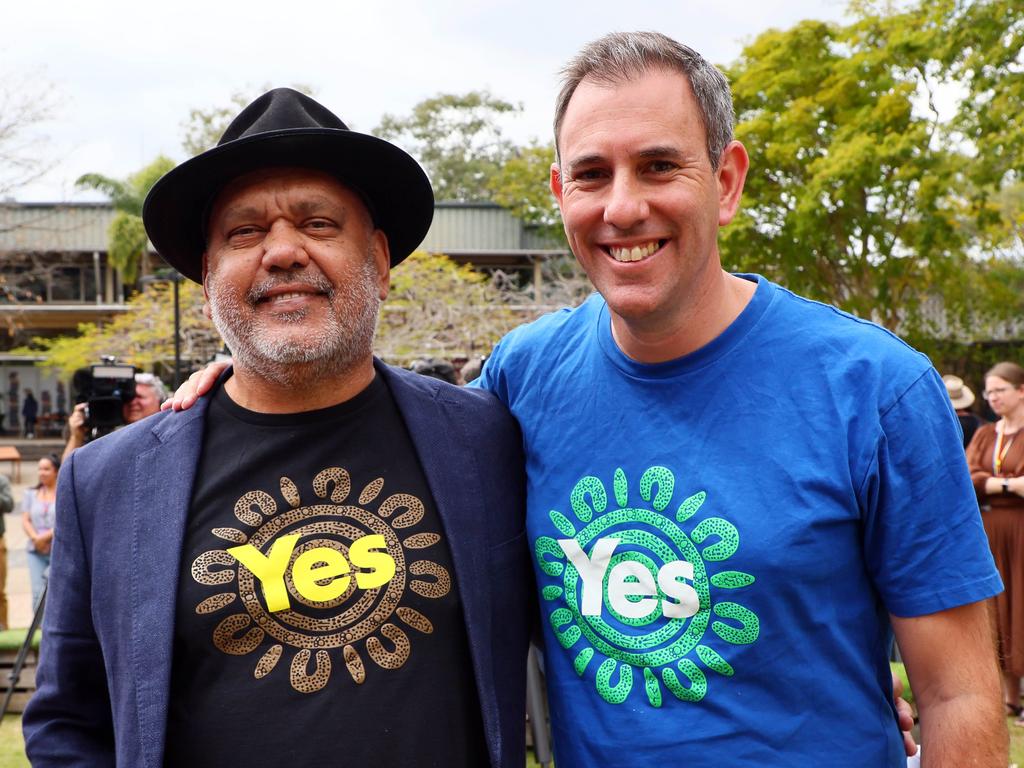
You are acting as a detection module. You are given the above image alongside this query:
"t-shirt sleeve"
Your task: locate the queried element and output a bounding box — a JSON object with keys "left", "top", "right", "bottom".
{"left": 468, "top": 336, "right": 510, "bottom": 404}
{"left": 859, "top": 367, "right": 1002, "bottom": 617}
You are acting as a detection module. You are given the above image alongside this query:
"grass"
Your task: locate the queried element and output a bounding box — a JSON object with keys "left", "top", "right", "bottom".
{"left": 1011, "top": 715, "right": 1024, "bottom": 766}
{"left": 0, "top": 632, "right": 39, "bottom": 654}
{"left": 0, "top": 716, "right": 27, "bottom": 768}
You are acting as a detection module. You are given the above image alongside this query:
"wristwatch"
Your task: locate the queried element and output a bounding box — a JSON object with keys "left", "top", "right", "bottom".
{"left": 1003, "top": 479, "right": 1010, "bottom": 494}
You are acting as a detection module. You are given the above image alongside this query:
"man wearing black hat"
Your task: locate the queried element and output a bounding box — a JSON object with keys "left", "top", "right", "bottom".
{"left": 23, "top": 89, "right": 531, "bottom": 768}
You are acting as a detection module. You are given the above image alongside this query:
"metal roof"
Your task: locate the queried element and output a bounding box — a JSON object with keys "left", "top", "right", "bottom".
{"left": 0, "top": 200, "right": 558, "bottom": 255}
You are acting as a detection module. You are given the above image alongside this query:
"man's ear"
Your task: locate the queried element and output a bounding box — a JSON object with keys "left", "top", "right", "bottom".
{"left": 373, "top": 230, "right": 391, "bottom": 301}
{"left": 716, "top": 140, "right": 749, "bottom": 227}
{"left": 550, "top": 162, "right": 565, "bottom": 209}
{"left": 201, "top": 253, "right": 213, "bottom": 320}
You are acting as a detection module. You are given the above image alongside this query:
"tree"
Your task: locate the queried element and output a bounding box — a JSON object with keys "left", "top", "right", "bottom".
{"left": 181, "top": 84, "right": 315, "bottom": 156}
{"left": 375, "top": 251, "right": 523, "bottom": 361}
{"left": 75, "top": 156, "right": 176, "bottom": 284}
{"left": 936, "top": 0, "right": 1024, "bottom": 247}
{"left": 375, "top": 91, "right": 522, "bottom": 201}
{"left": 13, "top": 279, "right": 221, "bottom": 378}
{"left": 487, "top": 140, "right": 565, "bottom": 246}
{"left": 720, "top": 0, "right": 1024, "bottom": 347}
{"left": 0, "top": 73, "right": 57, "bottom": 200}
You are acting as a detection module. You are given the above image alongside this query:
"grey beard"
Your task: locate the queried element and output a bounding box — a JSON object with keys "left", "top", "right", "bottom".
{"left": 207, "top": 259, "right": 380, "bottom": 389}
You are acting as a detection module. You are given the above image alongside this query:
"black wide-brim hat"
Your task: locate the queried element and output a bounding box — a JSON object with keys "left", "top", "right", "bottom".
{"left": 143, "top": 88, "right": 434, "bottom": 284}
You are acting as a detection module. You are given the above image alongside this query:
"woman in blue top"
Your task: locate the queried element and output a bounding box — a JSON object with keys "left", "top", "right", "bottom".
{"left": 22, "top": 454, "right": 59, "bottom": 607}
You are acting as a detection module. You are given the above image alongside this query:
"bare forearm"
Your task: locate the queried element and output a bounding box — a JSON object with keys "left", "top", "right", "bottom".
{"left": 918, "top": 691, "right": 1006, "bottom": 767}
{"left": 893, "top": 602, "right": 1006, "bottom": 768}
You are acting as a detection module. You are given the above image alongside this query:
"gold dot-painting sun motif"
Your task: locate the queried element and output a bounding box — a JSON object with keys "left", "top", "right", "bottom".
{"left": 190, "top": 466, "right": 450, "bottom": 694}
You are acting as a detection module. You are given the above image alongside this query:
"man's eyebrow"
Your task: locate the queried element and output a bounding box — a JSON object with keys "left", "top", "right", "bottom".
{"left": 291, "top": 197, "right": 348, "bottom": 220}
{"left": 564, "top": 154, "right": 606, "bottom": 176}
{"left": 565, "top": 146, "right": 687, "bottom": 176}
{"left": 637, "top": 146, "right": 685, "bottom": 160}
{"left": 217, "top": 205, "right": 263, "bottom": 226}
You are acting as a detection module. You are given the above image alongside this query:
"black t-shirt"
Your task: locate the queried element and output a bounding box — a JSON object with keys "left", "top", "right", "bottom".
{"left": 164, "top": 376, "right": 488, "bottom": 767}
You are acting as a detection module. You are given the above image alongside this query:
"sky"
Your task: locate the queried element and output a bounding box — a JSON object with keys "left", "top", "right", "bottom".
{"left": 3, "top": 0, "right": 850, "bottom": 202}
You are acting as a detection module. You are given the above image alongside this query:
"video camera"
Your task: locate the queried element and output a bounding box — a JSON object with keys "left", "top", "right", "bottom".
{"left": 72, "top": 357, "right": 137, "bottom": 439}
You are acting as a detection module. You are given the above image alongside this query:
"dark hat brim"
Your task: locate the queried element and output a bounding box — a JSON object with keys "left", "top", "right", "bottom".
{"left": 142, "top": 127, "right": 434, "bottom": 283}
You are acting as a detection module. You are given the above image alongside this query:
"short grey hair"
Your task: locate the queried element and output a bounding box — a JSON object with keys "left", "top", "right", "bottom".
{"left": 554, "top": 31, "right": 735, "bottom": 170}
{"left": 135, "top": 372, "right": 168, "bottom": 401}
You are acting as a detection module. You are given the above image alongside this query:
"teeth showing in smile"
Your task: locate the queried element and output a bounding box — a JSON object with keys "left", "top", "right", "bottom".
{"left": 609, "top": 241, "right": 659, "bottom": 262}
{"left": 268, "top": 291, "right": 312, "bottom": 303}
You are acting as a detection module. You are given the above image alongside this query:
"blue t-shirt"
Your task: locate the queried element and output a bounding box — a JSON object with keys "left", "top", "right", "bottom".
{"left": 477, "top": 275, "right": 1001, "bottom": 767}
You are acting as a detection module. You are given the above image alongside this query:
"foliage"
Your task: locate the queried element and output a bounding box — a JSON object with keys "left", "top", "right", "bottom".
{"left": 375, "top": 91, "right": 522, "bottom": 202}
{"left": 0, "top": 715, "right": 28, "bottom": 768}
{"left": 13, "top": 280, "right": 220, "bottom": 378}
{"left": 721, "top": 0, "right": 1024, "bottom": 346}
{"left": 181, "top": 84, "right": 315, "bottom": 156}
{"left": 488, "top": 140, "right": 566, "bottom": 246}
{"left": 13, "top": 252, "right": 536, "bottom": 373}
{"left": 938, "top": 0, "right": 1024, "bottom": 217}
{"left": 375, "top": 251, "right": 523, "bottom": 362}
{"left": 75, "top": 156, "right": 176, "bottom": 284}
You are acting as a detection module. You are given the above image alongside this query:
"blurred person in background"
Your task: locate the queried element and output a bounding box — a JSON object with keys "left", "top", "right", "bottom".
{"left": 21, "top": 454, "right": 60, "bottom": 607}
{"left": 944, "top": 374, "right": 984, "bottom": 448}
{"left": 22, "top": 389, "right": 38, "bottom": 439}
{"left": 967, "top": 361, "right": 1024, "bottom": 722}
{"left": 0, "top": 472, "right": 13, "bottom": 629}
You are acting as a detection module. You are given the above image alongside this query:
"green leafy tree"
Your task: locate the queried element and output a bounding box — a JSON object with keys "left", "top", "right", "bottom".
{"left": 936, "top": 0, "right": 1024, "bottom": 245}
{"left": 488, "top": 140, "right": 565, "bottom": 245}
{"left": 375, "top": 91, "right": 522, "bottom": 201}
{"left": 721, "top": 1, "right": 1024, "bottom": 346}
{"left": 75, "top": 156, "right": 176, "bottom": 284}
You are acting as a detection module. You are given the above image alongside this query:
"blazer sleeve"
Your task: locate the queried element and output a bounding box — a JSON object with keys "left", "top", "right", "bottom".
{"left": 22, "top": 450, "right": 116, "bottom": 766}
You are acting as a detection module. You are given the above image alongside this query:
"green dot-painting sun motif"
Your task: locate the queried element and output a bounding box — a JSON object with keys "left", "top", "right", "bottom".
{"left": 534, "top": 466, "right": 759, "bottom": 707}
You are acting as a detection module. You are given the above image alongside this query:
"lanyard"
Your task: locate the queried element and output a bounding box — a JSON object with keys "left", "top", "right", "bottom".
{"left": 994, "top": 425, "right": 1015, "bottom": 475}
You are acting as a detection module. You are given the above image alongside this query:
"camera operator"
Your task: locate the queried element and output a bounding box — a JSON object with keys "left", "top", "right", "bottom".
{"left": 62, "top": 373, "right": 167, "bottom": 463}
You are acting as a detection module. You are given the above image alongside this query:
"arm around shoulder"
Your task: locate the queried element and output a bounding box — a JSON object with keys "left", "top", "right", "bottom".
{"left": 22, "top": 452, "right": 116, "bottom": 766}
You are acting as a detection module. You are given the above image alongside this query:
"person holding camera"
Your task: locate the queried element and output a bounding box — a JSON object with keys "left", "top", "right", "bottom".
{"left": 61, "top": 373, "right": 167, "bottom": 463}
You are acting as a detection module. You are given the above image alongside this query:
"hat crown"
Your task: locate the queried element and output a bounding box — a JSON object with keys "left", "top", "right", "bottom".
{"left": 219, "top": 88, "right": 350, "bottom": 146}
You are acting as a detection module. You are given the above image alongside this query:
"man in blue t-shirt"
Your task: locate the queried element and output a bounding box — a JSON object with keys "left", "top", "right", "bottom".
{"left": 473, "top": 31, "right": 1004, "bottom": 767}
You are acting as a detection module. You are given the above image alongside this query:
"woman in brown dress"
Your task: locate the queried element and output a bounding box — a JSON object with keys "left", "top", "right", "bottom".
{"left": 966, "top": 361, "right": 1024, "bottom": 721}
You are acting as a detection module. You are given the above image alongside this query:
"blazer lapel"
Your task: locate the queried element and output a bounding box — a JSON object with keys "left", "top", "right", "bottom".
{"left": 378, "top": 364, "right": 500, "bottom": 745}
{"left": 130, "top": 402, "right": 209, "bottom": 768}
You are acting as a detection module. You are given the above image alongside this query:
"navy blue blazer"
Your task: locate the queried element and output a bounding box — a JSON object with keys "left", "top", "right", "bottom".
{"left": 23, "top": 362, "right": 531, "bottom": 768}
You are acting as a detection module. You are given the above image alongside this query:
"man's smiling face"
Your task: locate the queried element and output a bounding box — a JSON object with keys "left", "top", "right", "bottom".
{"left": 202, "top": 166, "right": 389, "bottom": 382}
{"left": 551, "top": 67, "right": 740, "bottom": 335}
